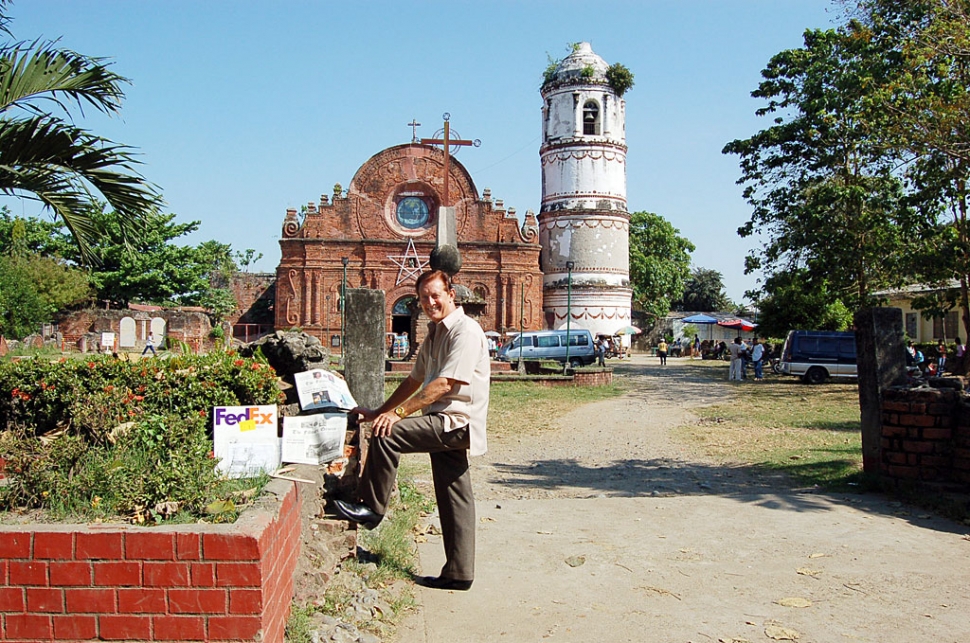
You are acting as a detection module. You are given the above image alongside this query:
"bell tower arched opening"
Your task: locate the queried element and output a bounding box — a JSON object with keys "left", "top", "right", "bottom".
{"left": 583, "top": 100, "right": 600, "bottom": 135}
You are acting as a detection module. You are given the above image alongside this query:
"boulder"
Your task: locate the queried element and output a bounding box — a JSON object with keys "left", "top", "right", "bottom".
{"left": 239, "top": 330, "right": 330, "bottom": 380}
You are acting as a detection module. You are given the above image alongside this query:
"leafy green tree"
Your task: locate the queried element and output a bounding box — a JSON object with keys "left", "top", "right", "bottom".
{"left": 234, "top": 248, "right": 263, "bottom": 273}
{"left": 0, "top": 208, "right": 72, "bottom": 257}
{"left": 753, "top": 269, "right": 853, "bottom": 337}
{"left": 723, "top": 25, "right": 923, "bottom": 310}
{"left": 853, "top": 0, "right": 970, "bottom": 341}
{"left": 54, "top": 205, "right": 210, "bottom": 307}
{"left": 0, "top": 253, "right": 91, "bottom": 338}
{"left": 675, "top": 267, "right": 730, "bottom": 312}
{"left": 0, "top": 2, "right": 162, "bottom": 263}
{"left": 195, "top": 240, "right": 237, "bottom": 288}
{"left": 628, "top": 211, "right": 694, "bottom": 320}
{"left": 199, "top": 288, "right": 238, "bottom": 324}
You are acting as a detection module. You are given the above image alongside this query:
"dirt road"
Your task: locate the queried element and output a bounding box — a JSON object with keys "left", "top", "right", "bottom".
{"left": 393, "top": 356, "right": 970, "bottom": 643}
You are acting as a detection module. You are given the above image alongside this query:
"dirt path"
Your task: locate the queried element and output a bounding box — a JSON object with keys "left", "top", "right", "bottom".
{"left": 392, "top": 356, "right": 970, "bottom": 643}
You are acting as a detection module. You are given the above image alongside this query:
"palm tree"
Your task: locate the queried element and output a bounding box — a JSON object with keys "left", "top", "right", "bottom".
{"left": 0, "top": 1, "right": 161, "bottom": 263}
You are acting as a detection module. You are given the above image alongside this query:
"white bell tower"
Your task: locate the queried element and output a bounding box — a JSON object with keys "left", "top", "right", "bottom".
{"left": 539, "top": 42, "right": 632, "bottom": 339}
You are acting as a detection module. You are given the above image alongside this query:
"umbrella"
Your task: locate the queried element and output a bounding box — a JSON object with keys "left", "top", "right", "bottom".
{"left": 681, "top": 313, "right": 719, "bottom": 340}
{"left": 615, "top": 325, "right": 641, "bottom": 335}
{"left": 717, "top": 318, "right": 757, "bottom": 332}
{"left": 681, "top": 313, "right": 718, "bottom": 324}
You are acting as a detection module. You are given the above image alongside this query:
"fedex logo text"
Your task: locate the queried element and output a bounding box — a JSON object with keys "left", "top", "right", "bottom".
{"left": 214, "top": 406, "right": 275, "bottom": 426}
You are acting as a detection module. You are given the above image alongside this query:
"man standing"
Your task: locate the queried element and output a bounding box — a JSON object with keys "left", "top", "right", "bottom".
{"left": 727, "top": 337, "right": 745, "bottom": 381}
{"left": 750, "top": 337, "right": 765, "bottom": 381}
{"left": 334, "top": 270, "right": 490, "bottom": 591}
{"left": 596, "top": 335, "right": 607, "bottom": 367}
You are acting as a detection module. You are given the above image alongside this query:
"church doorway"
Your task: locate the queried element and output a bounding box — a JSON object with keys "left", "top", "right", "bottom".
{"left": 390, "top": 296, "right": 415, "bottom": 358}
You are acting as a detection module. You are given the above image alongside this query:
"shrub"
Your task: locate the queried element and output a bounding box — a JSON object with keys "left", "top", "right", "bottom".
{"left": 0, "top": 352, "right": 283, "bottom": 522}
{"left": 606, "top": 62, "right": 635, "bottom": 97}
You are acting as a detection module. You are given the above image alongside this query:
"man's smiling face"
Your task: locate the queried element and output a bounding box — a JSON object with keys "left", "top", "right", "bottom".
{"left": 418, "top": 275, "right": 457, "bottom": 324}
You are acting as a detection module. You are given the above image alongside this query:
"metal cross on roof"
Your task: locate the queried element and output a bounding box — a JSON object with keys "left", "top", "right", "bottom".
{"left": 420, "top": 113, "right": 480, "bottom": 207}
{"left": 407, "top": 118, "right": 421, "bottom": 143}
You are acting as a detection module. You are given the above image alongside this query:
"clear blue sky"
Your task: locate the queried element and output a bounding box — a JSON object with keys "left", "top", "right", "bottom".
{"left": 4, "top": 1, "right": 841, "bottom": 303}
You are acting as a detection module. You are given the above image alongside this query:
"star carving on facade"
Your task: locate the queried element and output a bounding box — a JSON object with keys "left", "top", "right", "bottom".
{"left": 389, "top": 238, "right": 430, "bottom": 285}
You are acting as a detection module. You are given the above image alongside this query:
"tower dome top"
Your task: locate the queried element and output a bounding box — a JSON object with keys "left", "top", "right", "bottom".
{"left": 546, "top": 42, "right": 609, "bottom": 88}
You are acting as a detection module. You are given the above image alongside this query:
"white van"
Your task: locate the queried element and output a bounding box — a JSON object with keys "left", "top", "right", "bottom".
{"left": 497, "top": 329, "right": 597, "bottom": 367}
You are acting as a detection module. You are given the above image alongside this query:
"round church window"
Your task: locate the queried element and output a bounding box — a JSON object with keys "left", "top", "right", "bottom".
{"left": 396, "top": 197, "right": 430, "bottom": 229}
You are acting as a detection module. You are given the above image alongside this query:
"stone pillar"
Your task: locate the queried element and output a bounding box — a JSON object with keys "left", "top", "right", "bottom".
{"left": 343, "top": 288, "right": 385, "bottom": 410}
{"left": 854, "top": 307, "right": 907, "bottom": 474}
{"left": 430, "top": 205, "right": 462, "bottom": 276}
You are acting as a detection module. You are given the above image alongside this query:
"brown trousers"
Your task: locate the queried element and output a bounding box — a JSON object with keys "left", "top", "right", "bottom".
{"left": 358, "top": 414, "right": 476, "bottom": 581}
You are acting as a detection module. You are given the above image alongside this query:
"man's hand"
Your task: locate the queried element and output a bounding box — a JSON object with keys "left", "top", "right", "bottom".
{"left": 369, "top": 410, "right": 400, "bottom": 437}
{"left": 352, "top": 406, "right": 400, "bottom": 437}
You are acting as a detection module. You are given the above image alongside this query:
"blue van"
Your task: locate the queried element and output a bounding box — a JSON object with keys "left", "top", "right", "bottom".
{"left": 496, "top": 329, "right": 597, "bottom": 367}
{"left": 778, "top": 330, "right": 857, "bottom": 384}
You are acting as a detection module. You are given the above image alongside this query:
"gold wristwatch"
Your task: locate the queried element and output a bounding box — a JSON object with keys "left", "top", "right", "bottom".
{"left": 394, "top": 406, "right": 407, "bottom": 419}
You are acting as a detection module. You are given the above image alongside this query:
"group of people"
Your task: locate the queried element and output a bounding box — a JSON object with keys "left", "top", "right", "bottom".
{"left": 906, "top": 337, "right": 965, "bottom": 376}
{"left": 656, "top": 335, "right": 765, "bottom": 379}
{"left": 656, "top": 335, "right": 704, "bottom": 365}
{"left": 595, "top": 335, "right": 623, "bottom": 366}
{"left": 727, "top": 336, "right": 766, "bottom": 382}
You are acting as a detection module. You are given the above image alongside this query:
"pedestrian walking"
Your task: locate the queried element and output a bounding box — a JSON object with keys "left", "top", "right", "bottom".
{"left": 142, "top": 332, "right": 156, "bottom": 356}
{"left": 657, "top": 338, "right": 668, "bottom": 366}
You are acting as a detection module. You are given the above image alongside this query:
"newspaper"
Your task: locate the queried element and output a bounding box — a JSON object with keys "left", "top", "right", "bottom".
{"left": 281, "top": 413, "right": 347, "bottom": 465}
{"left": 294, "top": 369, "right": 357, "bottom": 412}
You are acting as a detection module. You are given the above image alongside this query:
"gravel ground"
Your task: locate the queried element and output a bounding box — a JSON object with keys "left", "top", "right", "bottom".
{"left": 392, "top": 356, "right": 970, "bottom": 643}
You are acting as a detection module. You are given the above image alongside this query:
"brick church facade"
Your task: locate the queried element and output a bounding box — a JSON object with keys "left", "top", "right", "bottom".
{"left": 274, "top": 143, "right": 543, "bottom": 352}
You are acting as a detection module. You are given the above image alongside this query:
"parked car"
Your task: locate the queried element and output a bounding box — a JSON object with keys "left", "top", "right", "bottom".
{"left": 777, "top": 330, "right": 857, "bottom": 384}
{"left": 496, "top": 329, "right": 596, "bottom": 367}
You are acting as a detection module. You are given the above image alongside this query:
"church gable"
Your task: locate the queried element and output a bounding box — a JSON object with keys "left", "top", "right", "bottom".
{"left": 275, "top": 142, "right": 544, "bottom": 349}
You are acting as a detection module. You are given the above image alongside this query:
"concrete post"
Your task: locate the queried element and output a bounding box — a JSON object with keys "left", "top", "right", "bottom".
{"left": 343, "top": 288, "right": 385, "bottom": 410}
{"left": 854, "top": 307, "right": 907, "bottom": 474}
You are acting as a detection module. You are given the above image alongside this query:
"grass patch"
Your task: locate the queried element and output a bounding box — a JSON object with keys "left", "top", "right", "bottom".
{"left": 673, "top": 365, "right": 864, "bottom": 490}
{"left": 286, "top": 459, "right": 430, "bottom": 642}
{"left": 357, "top": 458, "right": 435, "bottom": 582}
{"left": 487, "top": 380, "right": 625, "bottom": 439}
{"left": 0, "top": 344, "right": 65, "bottom": 361}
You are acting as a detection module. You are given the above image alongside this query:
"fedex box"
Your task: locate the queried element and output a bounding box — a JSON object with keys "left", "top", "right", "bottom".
{"left": 212, "top": 405, "right": 280, "bottom": 478}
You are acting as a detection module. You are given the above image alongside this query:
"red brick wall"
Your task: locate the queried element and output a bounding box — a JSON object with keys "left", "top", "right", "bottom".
{"left": 533, "top": 369, "right": 614, "bottom": 388}
{"left": 56, "top": 308, "right": 214, "bottom": 354}
{"left": 0, "top": 479, "right": 300, "bottom": 643}
{"left": 228, "top": 274, "right": 276, "bottom": 328}
{"left": 880, "top": 387, "right": 970, "bottom": 486}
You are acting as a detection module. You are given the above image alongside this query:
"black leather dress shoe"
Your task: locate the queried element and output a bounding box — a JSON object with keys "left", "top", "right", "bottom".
{"left": 415, "top": 575, "right": 473, "bottom": 591}
{"left": 332, "top": 499, "right": 383, "bottom": 530}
